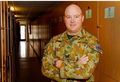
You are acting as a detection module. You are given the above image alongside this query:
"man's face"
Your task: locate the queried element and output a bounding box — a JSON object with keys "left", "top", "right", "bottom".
{"left": 64, "top": 5, "right": 84, "bottom": 34}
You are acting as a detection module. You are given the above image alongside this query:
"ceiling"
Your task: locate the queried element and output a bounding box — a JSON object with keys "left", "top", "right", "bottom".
{"left": 8, "top": 1, "right": 65, "bottom": 24}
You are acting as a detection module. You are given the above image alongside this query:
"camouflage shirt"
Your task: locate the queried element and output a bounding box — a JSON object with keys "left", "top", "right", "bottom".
{"left": 42, "top": 28, "right": 102, "bottom": 82}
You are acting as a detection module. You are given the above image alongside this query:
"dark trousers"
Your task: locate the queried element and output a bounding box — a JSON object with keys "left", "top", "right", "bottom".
{"left": 51, "top": 79, "right": 87, "bottom": 82}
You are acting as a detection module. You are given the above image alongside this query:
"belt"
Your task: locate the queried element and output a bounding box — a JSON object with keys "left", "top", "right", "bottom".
{"left": 67, "top": 79, "right": 87, "bottom": 82}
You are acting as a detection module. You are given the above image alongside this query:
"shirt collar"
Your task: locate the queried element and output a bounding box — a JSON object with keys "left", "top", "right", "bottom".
{"left": 57, "top": 28, "right": 86, "bottom": 42}
{"left": 64, "top": 28, "right": 85, "bottom": 38}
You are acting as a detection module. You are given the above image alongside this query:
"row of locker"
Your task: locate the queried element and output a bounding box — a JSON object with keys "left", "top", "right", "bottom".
{"left": 0, "top": 1, "right": 20, "bottom": 82}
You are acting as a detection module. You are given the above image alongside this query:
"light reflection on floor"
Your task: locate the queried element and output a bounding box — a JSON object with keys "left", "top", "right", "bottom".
{"left": 20, "top": 41, "right": 26, "bottom": 58}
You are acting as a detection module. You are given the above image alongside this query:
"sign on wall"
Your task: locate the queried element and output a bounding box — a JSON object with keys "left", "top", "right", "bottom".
{"left": 86, "top": 9, "right": 92, "bottom": 19}
{"left": 105, "top": 7, "right": 115, "bottom": 18}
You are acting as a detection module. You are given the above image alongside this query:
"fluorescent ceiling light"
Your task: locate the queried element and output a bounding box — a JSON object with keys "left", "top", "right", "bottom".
{"left": 10, "top": 6, "right": 15, "bottom": 11}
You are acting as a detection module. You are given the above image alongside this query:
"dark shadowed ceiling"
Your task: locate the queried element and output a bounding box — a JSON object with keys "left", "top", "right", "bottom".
{"left": 8, "top": 1, "right": 65, "bottom": 24}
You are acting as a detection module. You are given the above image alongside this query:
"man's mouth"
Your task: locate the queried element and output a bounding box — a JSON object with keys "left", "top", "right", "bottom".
{"left": 70, "top": 24, "right": 76, "bottom": 26}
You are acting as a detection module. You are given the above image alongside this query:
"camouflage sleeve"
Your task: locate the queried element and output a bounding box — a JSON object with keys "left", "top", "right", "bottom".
{"left": 41, "top": 39, "right": 63, "bottom": 81}
{"left": 79, "top": 36, "right": 102, "bottom": 79}
{"left": 60, "top": 35, "right": 102, "bottom": 80}
{"left": 79, "top": 37, "right": 102, "bottom": 79}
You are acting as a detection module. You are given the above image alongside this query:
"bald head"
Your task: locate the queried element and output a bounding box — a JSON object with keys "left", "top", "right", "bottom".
{"left": 65, "top": 4, "right": 83, "bottom": 16}
{"left": 64, "top": 4, "right": 84, "bottom": 35}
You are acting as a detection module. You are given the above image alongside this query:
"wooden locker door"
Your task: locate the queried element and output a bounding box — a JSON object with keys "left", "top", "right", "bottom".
{"left": 0, "top": 1, "right": 8, "bottom": 82}
{"left": 99, "top": 1, "right": 120, "bottom": 82}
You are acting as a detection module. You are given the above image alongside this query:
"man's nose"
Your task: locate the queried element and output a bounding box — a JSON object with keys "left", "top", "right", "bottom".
{"left": 70, "top": 17, "right": 75, "bottom": 23}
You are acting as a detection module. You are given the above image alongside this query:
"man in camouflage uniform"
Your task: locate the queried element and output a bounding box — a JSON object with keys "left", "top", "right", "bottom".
{"left": 42, "top": 4, "right": 102, "bottom": 82}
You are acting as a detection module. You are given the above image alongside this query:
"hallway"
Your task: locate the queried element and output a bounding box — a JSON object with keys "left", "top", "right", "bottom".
{"left": 1, "top": 1, "right": 120, "bottom": 82}
{"left": 15, "top": 41, "right": 50, "bottom": 82}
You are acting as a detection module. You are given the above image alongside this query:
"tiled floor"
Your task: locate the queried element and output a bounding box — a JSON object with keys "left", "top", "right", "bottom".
{"left": 15, "top": 41, "right": 50, "bottom": 82}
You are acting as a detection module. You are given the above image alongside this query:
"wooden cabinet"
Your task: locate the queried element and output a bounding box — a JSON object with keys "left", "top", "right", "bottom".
{"left": 0, "top": 1, "right": 8, "bottom": 82}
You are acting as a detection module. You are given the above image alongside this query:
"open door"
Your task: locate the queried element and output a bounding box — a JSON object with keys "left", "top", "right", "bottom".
{"left": 20, "top": 25, "right": 26, "bottom": 41}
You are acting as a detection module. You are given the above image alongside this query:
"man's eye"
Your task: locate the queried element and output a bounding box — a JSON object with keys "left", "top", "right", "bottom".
{"left": 66, "top": 16, "right": 71, "bottom": 19}
{"left": 75, "top": 15, "right": 80, "bottom": 18}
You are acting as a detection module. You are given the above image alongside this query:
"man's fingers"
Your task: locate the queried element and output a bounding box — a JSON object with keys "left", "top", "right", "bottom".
{"left": 78, "top": 55, "right": 89, "bottom": 64}
{"left": 80, "top": 56, "right": 88, "bottom": 61}
{"left": 55, "top": 60, "right": 63, "bottom": 68}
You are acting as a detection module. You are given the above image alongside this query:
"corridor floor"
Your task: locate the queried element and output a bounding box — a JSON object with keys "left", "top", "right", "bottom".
{"left": 15, "top": 41, "right": 50, "bottom": 82}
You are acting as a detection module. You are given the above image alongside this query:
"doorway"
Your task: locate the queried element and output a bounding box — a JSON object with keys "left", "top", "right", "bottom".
{"left": 20, "top": 25, "right": 26, "bottom": 41}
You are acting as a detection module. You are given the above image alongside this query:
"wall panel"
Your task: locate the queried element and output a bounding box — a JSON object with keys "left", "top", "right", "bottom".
{"left": 99, "top": 1, "right": 120, "bottom": 82}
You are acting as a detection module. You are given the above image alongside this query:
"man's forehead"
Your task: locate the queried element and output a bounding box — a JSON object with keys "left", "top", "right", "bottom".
{"left": 66, "top": 4, "right": 81, "bottom": 9}
{"left": 65, "top": 4, "right": 82, "bottom": 14}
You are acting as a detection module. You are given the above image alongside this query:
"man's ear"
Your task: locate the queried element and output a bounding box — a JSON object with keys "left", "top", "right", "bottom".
{"left": 82, "top": 15, "right": 84, "bottom": 22}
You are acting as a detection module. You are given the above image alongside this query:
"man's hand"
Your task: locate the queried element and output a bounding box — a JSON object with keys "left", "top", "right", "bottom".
{"left": 77, "top": 55, "right": 89, "bottom": 64}
{"left": 54, "top": 58, "right": 63, "bottom": 68}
